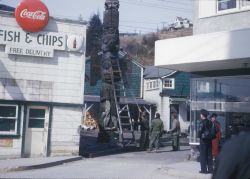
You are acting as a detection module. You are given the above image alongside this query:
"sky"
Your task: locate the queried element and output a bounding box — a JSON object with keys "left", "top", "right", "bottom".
{"left": 1, "top": 0, "right": 194, "bottom": 34}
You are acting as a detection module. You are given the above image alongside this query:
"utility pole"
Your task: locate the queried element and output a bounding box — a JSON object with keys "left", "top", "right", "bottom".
{"left": 161, "top": 21, "right": 168, "bottom": 30}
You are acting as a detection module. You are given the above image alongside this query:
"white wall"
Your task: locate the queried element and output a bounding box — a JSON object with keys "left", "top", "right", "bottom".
{"left": 160, "top": 96, "right": 170, "bottom": 130}
{"left": 0, "top": 13, "right": 86, "bottom": 104}
{"left": 50, "top": 106, "right": 82, "bottom": 156}
{"left": 143, "top": 79, "right": 170, "bottom": 130}
{"left": 0, "top": 12, "right": 86, "bottom": 158}
{"left": 155, "top": 28, "right": 250, "bottom": 72}
{"left": 179, "top": 103, "right": 189, "bottom": 133}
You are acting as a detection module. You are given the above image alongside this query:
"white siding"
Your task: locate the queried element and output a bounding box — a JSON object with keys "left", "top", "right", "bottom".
{"left": 160, "top": 97, "right": 171, "bottom": 130}
{"left": 179, "top": 103, "right": 189, "bottom": 133}
{"left": 0, "top": 12, "right": 86, "bottom": 158}
{"left": 0, "top": 14, "right": 86, "bottom": 104}
{"left": 50, "top": 106, "right": 82, "bottom": 156}
{"left": 143, "top": 79, "right": 170, "bottom": 130}
{"left": 199, "top": 0, "right": 217, "bottom": 18}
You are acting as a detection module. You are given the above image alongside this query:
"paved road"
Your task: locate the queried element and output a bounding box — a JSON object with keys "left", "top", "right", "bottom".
{"left": 0, "top": 146, "right": 192, "bottom": 179}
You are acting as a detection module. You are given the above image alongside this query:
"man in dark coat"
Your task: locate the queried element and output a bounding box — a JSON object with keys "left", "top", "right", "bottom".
{"left": 148, "top": 113, "right": 164, "bottom": 152}
{"left": 198, "top": 109, "right": 213, "bottom": 174}
{"left": 212, "top": 132, "right": 250, "bottom": 179}
{"left": 138, "top": 111, "right": 149, "bottom": 151}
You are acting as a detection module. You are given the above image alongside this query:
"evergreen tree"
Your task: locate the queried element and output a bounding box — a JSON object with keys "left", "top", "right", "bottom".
{"left": 86, "top": 13, "right": 103, "bottom": 86}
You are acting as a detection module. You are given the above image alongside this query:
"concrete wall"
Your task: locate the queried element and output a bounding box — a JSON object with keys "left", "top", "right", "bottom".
{"left": 194, "top": 0, "right": 250, "bottom": 34}
{"left": 50, "top": 106, "right": 82, "bottom": 156}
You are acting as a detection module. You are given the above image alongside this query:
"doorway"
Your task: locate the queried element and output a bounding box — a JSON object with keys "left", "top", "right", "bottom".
{"left": 24, "top": 106, "right": 49, "bottom": 157}
{"left": 170, "top": 104, "right": 179, "bottom": 128}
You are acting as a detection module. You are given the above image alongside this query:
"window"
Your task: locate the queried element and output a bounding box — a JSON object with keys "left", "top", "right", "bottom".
{"left": 163, "top": 78, "right": 175, "bottom": 89}
{"left": 197, "top": 81, "right": 210, "bottom": 93}
{"left": 146, "top": 80, "right": 159, "bottom": 90}
{"left": 28, "top": 109, "right": 46, "bottom": 128}
{"left": 218, "top": 0, "right": 237, "bottom": 11}
{"left": 0, "top": 105, "right": 18, "bottom": 135}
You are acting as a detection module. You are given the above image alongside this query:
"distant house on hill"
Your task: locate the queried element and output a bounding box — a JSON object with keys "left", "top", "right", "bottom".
{"left": 167, "top": 17, "right": 193, "bottom": 31}
{"left": 143, "top": 66, "right": 191, "bottom": 133}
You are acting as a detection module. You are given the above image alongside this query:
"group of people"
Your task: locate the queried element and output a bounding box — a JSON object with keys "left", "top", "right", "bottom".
{"left": 138, "top": 111, "right": 181, "bottom": 152}
{"left": 198, "top": 109, "right": 221, "bottom": 174}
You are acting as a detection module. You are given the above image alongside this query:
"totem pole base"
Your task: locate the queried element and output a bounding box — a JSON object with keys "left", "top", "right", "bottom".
{"left": 97, "top": 131, "right": 110, "bottom": 143}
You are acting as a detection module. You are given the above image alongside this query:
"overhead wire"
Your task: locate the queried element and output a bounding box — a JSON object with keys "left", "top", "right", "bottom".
{"left": 120, "top": 0, "right": 192, "bottom": 13}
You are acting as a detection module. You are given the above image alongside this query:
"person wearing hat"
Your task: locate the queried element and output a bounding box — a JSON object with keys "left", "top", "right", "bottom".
{"left": 168, "top": 112, "right": 181, "bottom": 151}
{"left": 198, "top": 109, "right": 213, "bottom": 174}
{"left": 148, "top": 113, "right": 164, "bottom": 152}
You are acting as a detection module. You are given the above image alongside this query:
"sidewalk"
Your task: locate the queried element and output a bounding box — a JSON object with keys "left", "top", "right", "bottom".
{"left": 0, "top": 156, "right": 82, "bottom": 173}
{"left": 0, "top": 156, "right": 213, "bottom": 179}
{"left": 158, "top": 161, "right": 212, "bottom": 179}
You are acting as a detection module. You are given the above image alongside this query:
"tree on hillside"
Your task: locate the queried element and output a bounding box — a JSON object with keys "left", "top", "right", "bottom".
{"left": 86, "top": 13, "right": 103, "bottom": 86}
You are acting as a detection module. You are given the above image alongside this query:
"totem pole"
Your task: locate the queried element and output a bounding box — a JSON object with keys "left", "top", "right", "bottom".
{"left": 98, "top": 0, "right": 120, "bottom": 143}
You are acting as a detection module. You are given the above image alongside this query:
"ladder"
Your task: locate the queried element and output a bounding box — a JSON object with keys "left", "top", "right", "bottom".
{"left": 110, "top": 58, "right": 135, "bottom": 146}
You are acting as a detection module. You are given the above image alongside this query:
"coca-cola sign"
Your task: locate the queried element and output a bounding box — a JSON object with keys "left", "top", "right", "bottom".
{"left": 15, "top": 0, "right": 49, "bottom": 32}
{"left": 20, "top": 9, "right": 46, "bottom": 20}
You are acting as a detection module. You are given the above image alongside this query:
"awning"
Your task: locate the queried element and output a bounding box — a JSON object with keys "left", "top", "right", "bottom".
{"left": 155, "top": 28, "right": 250, "bottom": 72}
{"left": 84, "top": 95, "right": 155, "bottom": 105}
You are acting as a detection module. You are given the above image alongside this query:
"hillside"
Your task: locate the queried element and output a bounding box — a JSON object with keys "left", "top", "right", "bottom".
{"left": 120, "top": 28, "right": 193, "bottom": 65}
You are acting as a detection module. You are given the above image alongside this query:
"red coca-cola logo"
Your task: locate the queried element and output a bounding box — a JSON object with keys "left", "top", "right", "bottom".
{"left": 15, "top": 0, "right": 49, "bottom": 32}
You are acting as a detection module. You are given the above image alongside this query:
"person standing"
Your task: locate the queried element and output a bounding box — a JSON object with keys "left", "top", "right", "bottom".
{"left": 138, "top": 110, "right": 150, "bottom": 151}
{"left": 210, "top": 113, "right": 221, "bottom": 160}
{"left": 168, "top": 112, "right": 181, "bottom": 151}
{"left": 198, "top": 109, "right": 213, "bottom": 174}
{"left": 148, "top": 113, "right": 164, "bottom": 152}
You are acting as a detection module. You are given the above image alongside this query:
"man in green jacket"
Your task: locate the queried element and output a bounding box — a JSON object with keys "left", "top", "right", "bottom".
{"left": 148, "top": 113, "right": 164, "bottom": 152}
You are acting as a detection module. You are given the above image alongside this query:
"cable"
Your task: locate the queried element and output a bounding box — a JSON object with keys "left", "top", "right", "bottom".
{"left": 120, "top": 0, "right": 193, "bottom": 13}
{"left": 148, "top": 0, "right": 192, "bottom": 6}
{"left": 120, "top": 25, "right": 157, "bottom": 30}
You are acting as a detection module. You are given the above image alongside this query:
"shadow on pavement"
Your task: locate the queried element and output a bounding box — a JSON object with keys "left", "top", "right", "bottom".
{"left": 79, "top": 129, "right": 190, "bottom": 158}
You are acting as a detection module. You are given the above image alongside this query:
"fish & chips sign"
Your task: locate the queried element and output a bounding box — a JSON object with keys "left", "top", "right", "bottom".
{"left": 0, "top": 26, "right": 66, "bottom": 58}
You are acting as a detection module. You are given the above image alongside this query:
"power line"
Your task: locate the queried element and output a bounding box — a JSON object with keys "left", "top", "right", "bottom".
{"left": 148, "top": 0, "right": 192, "bottom": 6}
{"left": 120, "top": 0, "right": 193, "bottom": 13}
{"left": 120, "top": 25, "right": 156, "bottom": 30}
{"left": 121, "top": 20, "right": 159, "bottom": 25}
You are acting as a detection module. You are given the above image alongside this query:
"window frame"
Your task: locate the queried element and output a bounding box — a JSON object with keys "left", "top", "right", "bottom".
{"left": 0, "top": 104, "right": 19, "bottom": 135}
{"left": 197, "top": 81, "right": 210, "bottom": 93}
{"left": 199, "top": 0, "right": 250, "bottom": 19}
{"left": 163, "top": 78, "right": 175, "bottom": 89}
{"left": 217, "top": 0, "right": 239, "bottom": 14}
{"left": 28, "top": 108, "right": 46, "bottom": 128}
{"left": 145, "top": 79, "right": 160, "bottom": 91}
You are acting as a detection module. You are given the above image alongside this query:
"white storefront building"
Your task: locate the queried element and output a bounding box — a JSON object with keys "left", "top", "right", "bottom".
{"left": 155, "top": 0, "right": 250, "bottom": 159}
{"left": 0, "top": 10, "right": 86, "bottom": 158}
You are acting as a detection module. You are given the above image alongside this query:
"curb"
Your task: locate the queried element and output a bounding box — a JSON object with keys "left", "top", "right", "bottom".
{"left": 81, "top": 147, "right": 126, "bottom": 158}
{"left": 1, "top": 156, "right": 83, "bottom": 173}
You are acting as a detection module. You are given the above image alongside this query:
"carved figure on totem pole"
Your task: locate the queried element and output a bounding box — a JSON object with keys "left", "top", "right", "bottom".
{"left": 99, "top": 0, "right": 120, "bottom": 142}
